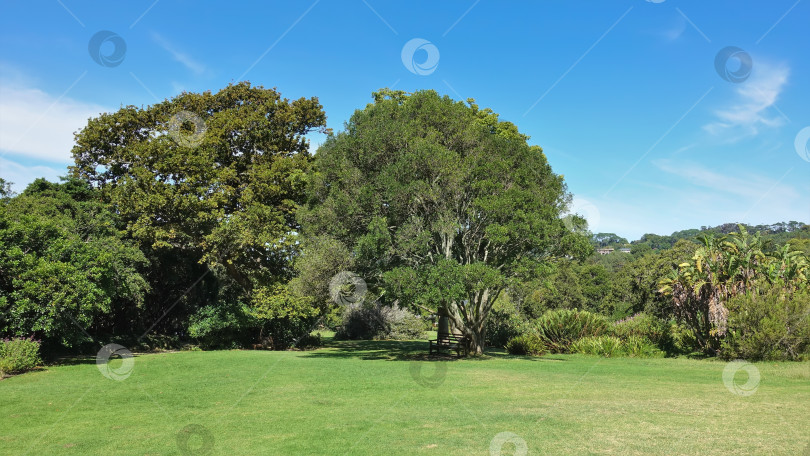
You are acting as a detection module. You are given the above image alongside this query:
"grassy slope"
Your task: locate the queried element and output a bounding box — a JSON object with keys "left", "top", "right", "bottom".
{"left": 1, "top": 339, "right": 808, "bottom": 455}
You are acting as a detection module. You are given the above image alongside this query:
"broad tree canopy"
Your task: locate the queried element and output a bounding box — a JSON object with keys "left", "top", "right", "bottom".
{"left": 70, "top": 82, "right": 326, "bottom": 291}
{"left": 300, "top": 89, "right": 591, "bottom": 354}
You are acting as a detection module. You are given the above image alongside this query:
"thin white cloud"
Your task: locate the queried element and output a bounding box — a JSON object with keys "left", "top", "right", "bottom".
{"left": 654, "top": 159, "right": 798, "bottom": 201}
{"left": 151, "top": 32, "right": 207, "bottom": 75}
{"left": 661, "top": 16, "right": 687, "bottom": 41}
{"left": 651, "top": 159, "right": 805, "bottom": 230}
{"left": 671, "top": 143, "right": 698, "bottom": 157}
{"left": 0, "top": 156, "right": 66, "bottom": 192}
{"left": 0, "top": 81, "right": 106, "bottom": 163}
{"left": 704, "top": 62, "right": 789, "bottom": 137}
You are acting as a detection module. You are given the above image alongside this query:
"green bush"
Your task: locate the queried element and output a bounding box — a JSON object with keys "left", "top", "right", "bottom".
{"left": 570, "top": 335, "right": 664, "bottom": 358}
{"left": 611, "top": 313, "right": 672, "bottom": 351}
{"left": 264, "top": 317, "right": 322, "bottom": 350}
{"left": 135, "top": 334, "right": 182, "bottom": 352}
{"left": 188, "top": 301, "right": 259, "bottom": 349}
{"left": 623, "top": 336, "right": 665, "bottom": 358}
{"left": 534, "top": 309, "right": 610, "bottom": 353}
{"left": 506, "top": 334, "right": 546, "bottom": 356}
{"left": 721, "top": 288, "right": 810, "bottom": 361}
{"left": 668, "top": 322, "right": 700, "bottom": 355}
{"left": 335, "top": 304, "right": 425, "bottom": 341}
{"left": 485, "top": 308, "right": 529, "bottom": 348}
{"left": 0, "top": 337, "right": 42, "bottom": 376}
{"left": 295, "top": 333, "right": 322, "bottom": 349}
{"left": 571, "top": 336, "right": 624, "bottom": 357}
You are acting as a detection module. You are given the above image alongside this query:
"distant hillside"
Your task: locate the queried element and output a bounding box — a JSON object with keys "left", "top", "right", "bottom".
{"left": 591, "top": 221, "right": 809, "bottom": 251}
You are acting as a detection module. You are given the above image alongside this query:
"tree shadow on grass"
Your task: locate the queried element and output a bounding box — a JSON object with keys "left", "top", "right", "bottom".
{"left": 298, "top": 339, "right": 568, "bottom": 362}
{"left": 49, "top": 356, "right": 97, "bottom": 367}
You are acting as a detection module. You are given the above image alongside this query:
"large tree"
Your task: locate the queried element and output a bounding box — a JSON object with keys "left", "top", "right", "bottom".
{"left": 300, "top": 89, "right": 590, "bottom": 354}
{"left": 69, "top": 83, "right": 327, "bottom": 337}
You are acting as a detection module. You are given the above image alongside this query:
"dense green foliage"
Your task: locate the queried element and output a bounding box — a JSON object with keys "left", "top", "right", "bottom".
{"left": 720, "top": 287, "right": 810, "bottom": 360}
{"left": 484, "top": 306, "right": 528, "bottom": 348}
{"left": 1, "top": 84, "right": 328, "bottom": 355}
{"left": 534, "top": 309, "right": 610, "bottom": 353}
{"left": 0, "top": 337, "right": 42, "bottom": 375}
{"left": 610, "top": 313, "right": 672, "bottom": 350}
{"left": 505, "top": 333, "right": 546, "bottom": 355}
{"left": 299, "top": 89, "right": 591, "bottom": 354}
{"left": 570, "top": 335, "right": 625, "bottom": 357}
{"left": 0, "top": 179, "right": 148, "bottom": 352}
{"left": 571, "top": 335, "right": 664, "bottom": 358}
{"left": 660, "top": 226, "right": 809, "bottom": 356}
{"left": 0, "top": 85, "right": 807, "bottom": 361}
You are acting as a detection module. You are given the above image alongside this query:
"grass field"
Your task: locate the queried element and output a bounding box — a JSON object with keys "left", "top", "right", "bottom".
{"left": 1, "top": 336, "right": 809, "bottom": 455}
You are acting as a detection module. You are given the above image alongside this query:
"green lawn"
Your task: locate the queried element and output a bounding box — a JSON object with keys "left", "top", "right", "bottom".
{"left": 1, "top": 338, "right": 808, "bottom": 455}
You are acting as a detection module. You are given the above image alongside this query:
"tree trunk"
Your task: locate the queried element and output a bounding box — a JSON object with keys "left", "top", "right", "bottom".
{"left": 467, "top": 325, "right": 485, "bottom": 355}
{"left": 445, "top": 302, "right": 488, "bottom": 356}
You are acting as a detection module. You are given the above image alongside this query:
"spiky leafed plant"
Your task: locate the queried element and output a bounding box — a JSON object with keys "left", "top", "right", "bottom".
{"left": 765, "top": 244, "right": 809, "bottom": 290}
{"left": 659, "top": 225, "right": 808, "bottom": 354}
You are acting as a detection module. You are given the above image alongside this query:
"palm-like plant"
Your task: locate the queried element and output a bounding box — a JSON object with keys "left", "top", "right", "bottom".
{"left": 659, "top": 225, "right": 809, "bottom": 354}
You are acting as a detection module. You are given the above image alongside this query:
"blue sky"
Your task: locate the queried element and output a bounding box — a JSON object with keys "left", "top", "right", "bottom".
{"left": 0, "top": 0, "right": 808, "bottom": 240}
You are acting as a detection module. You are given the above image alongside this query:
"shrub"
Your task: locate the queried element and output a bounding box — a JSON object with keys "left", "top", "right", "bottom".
{"left": 623, "top": 336, "right": 665, "bottom": 358}
{"left": 335, "top": 303, "right": 425, "bottom": 341}
{"left": 720, "top": 288, "right": 810, "bottom": 361}
{"left": 264, "top": 317, "right": 322, "bottom": 350}
{"left": 669, "top": 322, "right": 700, "bottom": 355}
{"left": 0, "top": 337, "right": 42, "bottom": 376}
{"left": 534, "top": 309, "right": 610, "bottom": 353}
{"left": 136, "top": 334, "right": 182, "bottom": 352}
{"left": 611, "top": 313, "right": 672, "bottom": 351}
{"left": 188, "top": 301, "right": 259, "bottom": 349}
{"left": 571, "top": 335, "right": 664, "bottom": 358}
{"left": 295, "top": 333, "right": 322, "bottom": 349}
{"left": 506, "top": 334, "right": 546, "bottom": 356}
{"left": 485, "top": 308, "right": 529, "bottom": 348}
{"left": 571, "top": 336, "right": 624, "bottom": 357}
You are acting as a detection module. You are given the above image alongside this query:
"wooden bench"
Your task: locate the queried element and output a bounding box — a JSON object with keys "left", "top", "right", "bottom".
{"left": 429, "top": 333, "right": 468, "bottom": 357}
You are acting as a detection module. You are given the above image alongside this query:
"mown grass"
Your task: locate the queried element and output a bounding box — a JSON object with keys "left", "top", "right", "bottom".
{"left": 1, "top": 337, "right": 808, "bottom": 455}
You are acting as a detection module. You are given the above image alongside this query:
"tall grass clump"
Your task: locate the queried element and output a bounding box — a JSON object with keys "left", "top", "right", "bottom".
{"left": 534, "top": 309, "right": 610, "bottom": 353}
{"left": 571, "top": 336, "right": 624, "bottom": 357}
{"left": 571, "top": 335, "right": 664, "bottom": 358}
